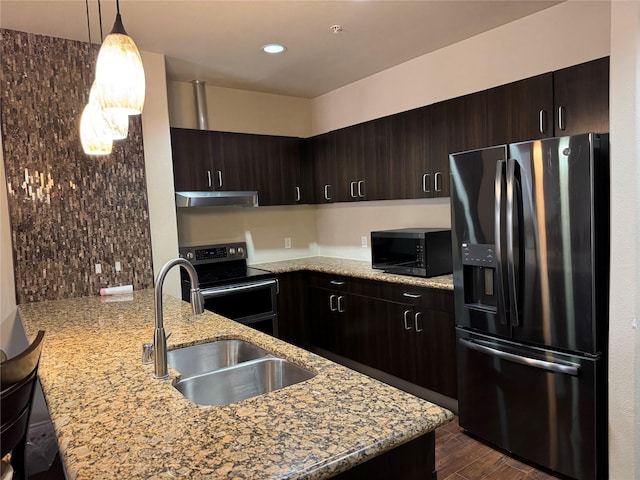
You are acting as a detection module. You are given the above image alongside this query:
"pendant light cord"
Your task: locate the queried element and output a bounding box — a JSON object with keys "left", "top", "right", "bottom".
{"left": 85, "top": 0, "right": 92, "bottom": 45}
{"left": 98, "top": 0, "right": 104, "bottom": 42}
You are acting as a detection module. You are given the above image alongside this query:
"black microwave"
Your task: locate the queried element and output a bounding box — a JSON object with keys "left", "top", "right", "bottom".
{"left": 371, "top": 228, "right": 452, "bottom": 278}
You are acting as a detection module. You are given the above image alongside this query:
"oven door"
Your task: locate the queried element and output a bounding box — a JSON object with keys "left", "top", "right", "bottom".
{"left": 200, "top": 279, "right": 278, "bottom": 336}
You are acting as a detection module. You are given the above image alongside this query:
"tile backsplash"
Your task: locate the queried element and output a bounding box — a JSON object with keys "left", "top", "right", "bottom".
{"left": 1, "top": 29, "right": 153, "bottom": 303}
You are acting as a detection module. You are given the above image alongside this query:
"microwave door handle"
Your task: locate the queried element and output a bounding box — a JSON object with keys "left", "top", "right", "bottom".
{"left": 494, "top": 159, "right": 509, "bottom": 325}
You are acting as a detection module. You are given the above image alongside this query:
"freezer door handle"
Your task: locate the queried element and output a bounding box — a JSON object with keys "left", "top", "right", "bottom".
{"left": 494, "top": 159, "right": 509, "bottom": 325}
{"left": 459, "top": 338, "right": 580, "bottom": 376}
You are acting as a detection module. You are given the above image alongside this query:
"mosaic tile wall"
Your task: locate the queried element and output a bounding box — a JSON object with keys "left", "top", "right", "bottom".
{"left": 1, "top": 29, "right": 154, "bottom": 303}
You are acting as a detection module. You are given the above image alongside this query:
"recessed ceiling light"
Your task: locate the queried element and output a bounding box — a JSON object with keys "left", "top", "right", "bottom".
{"left": 261, "top": 43, "right": 286, "bottom": 54}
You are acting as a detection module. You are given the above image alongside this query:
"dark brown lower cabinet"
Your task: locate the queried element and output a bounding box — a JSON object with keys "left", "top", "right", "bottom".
{"left": 275, "top": 272, "right": 310, "bottom": 347}
{"left": 332, "top": 432, "right": 436, "bottom": 480}
{"left": 306, "top": 272, "right": 457, "bottom": 400}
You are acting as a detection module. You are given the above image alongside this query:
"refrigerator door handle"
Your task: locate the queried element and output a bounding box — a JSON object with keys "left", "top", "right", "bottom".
{"left": 459, "top": 338, "right": 580, "bottom": 376}
{"left": 494, "top": 159, "right": 509, "bottom": 325}
{"left": 506, "top": 158, "right": 520, "bottom": 327}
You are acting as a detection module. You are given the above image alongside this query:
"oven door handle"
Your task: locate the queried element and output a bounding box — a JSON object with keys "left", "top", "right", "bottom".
{"left": 200, "top": 279, "right": 277, "bottom": 298}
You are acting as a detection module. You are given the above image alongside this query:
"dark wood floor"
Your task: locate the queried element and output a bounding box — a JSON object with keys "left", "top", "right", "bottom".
{"left": 436, "top": 417, "right": 561, "bottom": 480}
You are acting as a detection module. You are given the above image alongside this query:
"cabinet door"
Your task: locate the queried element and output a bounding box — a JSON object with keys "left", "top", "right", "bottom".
{"left": 342, "top": 293, "right": 393, "bottom": 371}
{"left": 364, "top": 116, "right": 394, "bottom": 201}
{"left": 170, "top": 128, "right": 215, "bottom": 191}
{"left": 250, "top": 134, "right": 298, "bottom": 206}
{"left": 334, "top": 124, "right": 365, "bottom": 202}
{"left": 413, "top": 306, "right": 457, "bottom": 398}
{"left": 553, "top": 57, "right": 609, "bottom": 136}
{"left": 388, "top": 108, "right": 429, "bottom": 200}
{"left": 486, "top": 73, "right": 553, "bottom": 145}
{"left": 276, "top": 272, "right": 310, "bottom": 346}
{"left": 309, "top": 286, "right": 342, "bottom": 353}
{"left": 210, "top": 131, "right": 255, "bottom": 192}
{"left": 385, "top": 303, "right": 420, "bottom": 382}
{"left": 427, "top": 91, "right": 486, "bottom": 198}
{"left": 310, "top": 132, "right": 338, "bottom": 203}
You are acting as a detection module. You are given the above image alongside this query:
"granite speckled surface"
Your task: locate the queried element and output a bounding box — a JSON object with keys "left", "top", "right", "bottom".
{"left": 252, "top": 257, "right": 454, "bottom": 291}
{"left": 19, "top": 290, "right": 453, "bottom": 479}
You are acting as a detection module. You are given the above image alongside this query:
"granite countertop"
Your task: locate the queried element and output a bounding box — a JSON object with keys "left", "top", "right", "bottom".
{"left": 20, "top": 289, "right": 453, "bottom": 479}
{"left": 252, "top": 256, "right": 454, "bottom": 291}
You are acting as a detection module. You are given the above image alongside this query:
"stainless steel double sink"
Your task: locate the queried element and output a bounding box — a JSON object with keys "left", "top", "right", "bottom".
{"left": 167, "top": 339, "right": 315, "bottom": 406}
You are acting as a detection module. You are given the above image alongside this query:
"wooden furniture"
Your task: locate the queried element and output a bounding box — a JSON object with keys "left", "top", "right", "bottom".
{"left": 1, "top": 330, "right": 45, "bottom": 480}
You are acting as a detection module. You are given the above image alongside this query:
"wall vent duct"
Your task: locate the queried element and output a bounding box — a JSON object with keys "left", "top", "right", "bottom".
{"left": 192, "top": 80, "right": 208, "bottom": 130}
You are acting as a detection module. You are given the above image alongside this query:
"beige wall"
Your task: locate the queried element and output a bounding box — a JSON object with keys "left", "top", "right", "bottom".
{"left": 167, "top": 80, "right": 312, "bottom": 138}
{"left": 608, "top": 1, "right": 639, "bottom": 477}
{"left": 315, "top": 198, "right": 451, "bottom": 261}
{"left": 0, "top": 130, "right": 16, "bottom": 321}
{"left": 176, "top": 205, "right": 318, "bottom": 264}
{"left": 141, "top": 51, "right": 181, "bottom": 298}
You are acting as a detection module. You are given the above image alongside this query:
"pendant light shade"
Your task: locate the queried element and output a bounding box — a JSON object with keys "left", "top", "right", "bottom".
{"left": 80, "top": 103, "right": 113, "bottom": 155}
{"left": 94, "top": 10, "right": 145, "bottom": 115}
{"left": 89, "top": 81, "right": 129, "bottom": 139}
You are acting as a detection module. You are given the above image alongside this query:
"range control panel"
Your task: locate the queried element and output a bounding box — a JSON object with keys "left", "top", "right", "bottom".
{"left": 179, "top": 242, "right": 247, "bottom": 265}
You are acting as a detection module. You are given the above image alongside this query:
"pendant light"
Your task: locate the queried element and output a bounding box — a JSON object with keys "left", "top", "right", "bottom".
{"left": 80, "top": 102, "right": 113, "bottom": 155}
{"left": 90, "top": 80, "right": 129, "bottom": 139}
{"left": 94, "top": 0, "right": 145, "bottom": 115}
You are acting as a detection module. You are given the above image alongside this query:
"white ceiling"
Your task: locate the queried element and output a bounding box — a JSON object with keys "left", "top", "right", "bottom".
{"left": 0, "top": 0, "right": 561, "bottom": 99}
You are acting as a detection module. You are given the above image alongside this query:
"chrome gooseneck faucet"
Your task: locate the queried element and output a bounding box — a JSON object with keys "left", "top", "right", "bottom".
{"left": 153, "top": 258, "right": 204, "bottom": 379}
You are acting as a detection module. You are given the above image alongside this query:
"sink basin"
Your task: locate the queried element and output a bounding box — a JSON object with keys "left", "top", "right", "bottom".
{"left": 173, "top": 357, "right": 316, "bottom": 406}
{"left": 167, "top": 339, "right": 269, "bottom": 378}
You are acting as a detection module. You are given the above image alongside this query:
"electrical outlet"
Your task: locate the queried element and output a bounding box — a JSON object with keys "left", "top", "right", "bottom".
{"left": 284, "top": 237, "right": 292, "bottom": 249}
{"left": 95, "top": 263, "right": 102, "bottom": 274}
{"left": 115, "top": 261, "right": 121, "bottom": 272}
{"left": 361, "top": 235, "right": 368, "bottom": 248}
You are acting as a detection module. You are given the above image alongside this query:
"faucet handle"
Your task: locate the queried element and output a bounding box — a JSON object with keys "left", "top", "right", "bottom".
{"left": 142, "top": 342, "right": 154, "bottom": 364}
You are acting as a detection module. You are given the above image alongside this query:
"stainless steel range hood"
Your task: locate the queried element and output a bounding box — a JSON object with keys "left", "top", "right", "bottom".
{"left": 176, "top": 191, "right": 259, "bottom": 208}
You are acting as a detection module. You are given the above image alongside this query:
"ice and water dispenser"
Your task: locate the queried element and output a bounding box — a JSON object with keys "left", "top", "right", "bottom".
{"left": 461, "top": 243, "right": 497, "bottom": 312}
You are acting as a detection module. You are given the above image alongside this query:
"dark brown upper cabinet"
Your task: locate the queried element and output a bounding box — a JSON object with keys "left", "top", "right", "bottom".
{"left": 426, "top": 91, "right": 487, "bottom": 198}
{"left": 171, "top": 128, "right": 216, "bottom": 191}
{"left": 486, "top": 73, "right": 554, "bottom": 145}
{"left": 486, "top": 57, "right": 609, "bottom": 145}
{"left": 170, "top": 128, "right": 304, "bottom": 206}
{"left": 553, "top": 56, "right": 609, "bottom": 136}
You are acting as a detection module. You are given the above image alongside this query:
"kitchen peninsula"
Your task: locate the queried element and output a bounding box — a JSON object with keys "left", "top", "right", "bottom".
{"left": 19, "top": 289, "right": 452, "bottom": 479}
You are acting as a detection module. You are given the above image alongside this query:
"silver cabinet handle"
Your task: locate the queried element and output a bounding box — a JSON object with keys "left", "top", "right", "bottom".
{"left": 324, "top": 184, "right": 332, "bottom": 201}
{"left": 402, "top": 292, "right": 422, "bottom": 299}
{"left": 403, "top": 310, "right": 412, "bottom": 330}
{"left": 329, "top": 294, "right": 337, "bottom": 312}
{"left": 538, "top": 109, "right": 547, "bottom": 134}
{"left": 434, "top": 172, "right": 442, "bottom": 192}
{"left": 350, "top": 181, "right": 357, "bottom": 198}
{"left": 357, "top": 180, "right": 365, "bottom": 198}
{"left": 295, "top": 186, "right": 301, "bottom": 202}
{"left": 207, "top": 170, "right": 212, "bottom": 188}
{"left": 330, "top": 280, "right": 345, "bottom": 286}
{"left": 337, "top": 295, "right": 345, "bottom": 313}
{"left": 414, "top": 312, "right": 423, "bottom": 332}
{"left": 558, "top": 106, "right": 567, "bottom": 131}
{"left": 422, "top": 173, "right": 431, "bottom": 193}
{"left": 216, "top": 170, "right": 223, "bottom": 188}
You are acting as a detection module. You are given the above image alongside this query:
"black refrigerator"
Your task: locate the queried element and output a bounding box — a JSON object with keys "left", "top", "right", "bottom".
{"left": 449, "top": 133, "right": 609, "bottom": 480}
